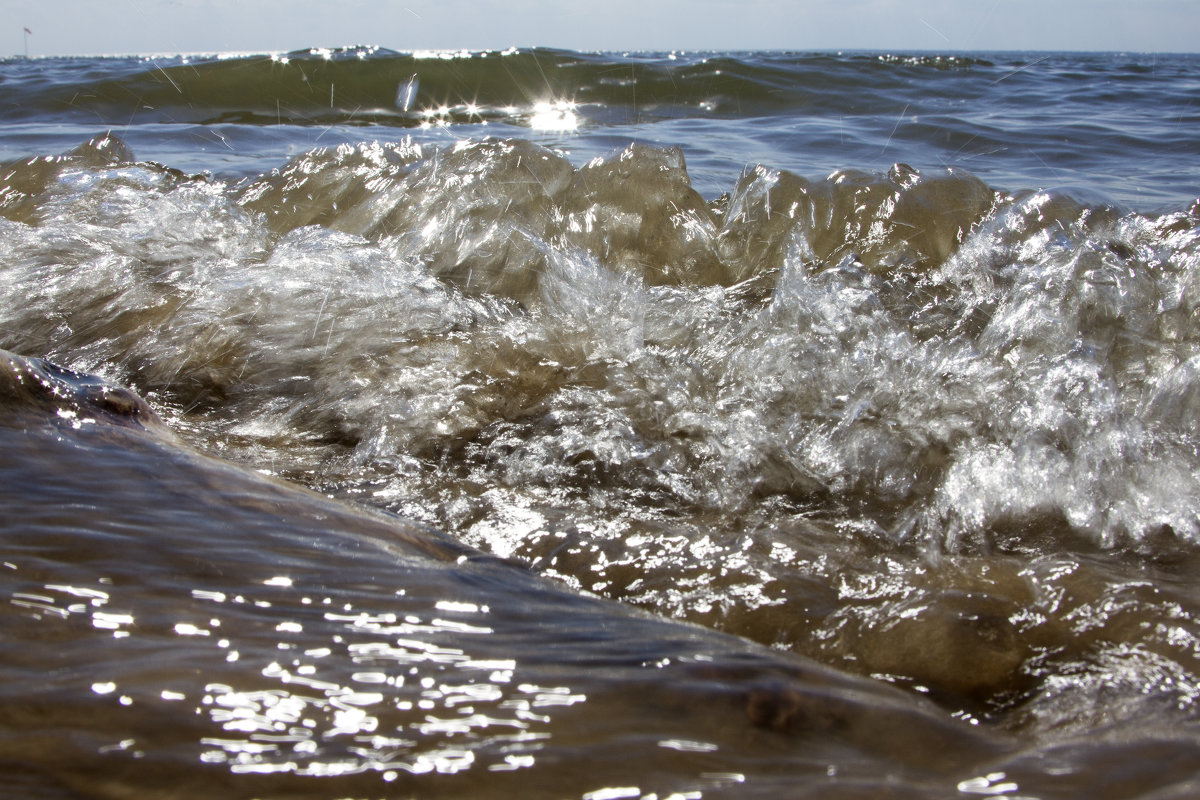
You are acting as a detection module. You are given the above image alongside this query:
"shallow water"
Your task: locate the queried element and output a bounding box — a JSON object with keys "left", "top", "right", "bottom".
{"left": 2, "top": 48, "right": 1200, "bottom": 798}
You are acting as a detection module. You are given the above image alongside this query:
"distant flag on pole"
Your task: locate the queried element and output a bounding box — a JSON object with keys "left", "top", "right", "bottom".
{"left": 24, "top": 28, "right": 32, "bottom": 35}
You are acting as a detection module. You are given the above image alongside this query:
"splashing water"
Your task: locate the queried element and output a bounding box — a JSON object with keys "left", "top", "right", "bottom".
{"left": 3, "top": 48, "right": 1200, "bottom": 799}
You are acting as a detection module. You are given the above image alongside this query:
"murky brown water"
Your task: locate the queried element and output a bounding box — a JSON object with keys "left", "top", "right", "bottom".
{"left": 3, "top": 67, "right": 1200, "bottom": 795}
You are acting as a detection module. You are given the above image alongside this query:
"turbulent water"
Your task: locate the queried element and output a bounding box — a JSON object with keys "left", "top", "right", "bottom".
{"left": 2, "top": 47, "right": 1200, "bottom": 799}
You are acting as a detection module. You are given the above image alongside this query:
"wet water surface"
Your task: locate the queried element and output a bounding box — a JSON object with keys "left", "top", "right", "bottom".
{"left": 2, "top": 48, "right": 1200, "bottom": 798}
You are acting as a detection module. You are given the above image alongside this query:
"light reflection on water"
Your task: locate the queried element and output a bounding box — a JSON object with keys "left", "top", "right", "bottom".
{"left": 5, "top": 560, "right": 594, "bottom": 783}
{"left": 177, "top": 579, "right": 573, "bottom": 779}
{"left": 12, "top": 582, "right": 136, "bottom": 639}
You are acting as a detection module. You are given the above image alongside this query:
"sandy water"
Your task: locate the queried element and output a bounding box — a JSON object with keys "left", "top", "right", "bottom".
{"left": 2, "top": 48, "right": 1199, "bottom": 798}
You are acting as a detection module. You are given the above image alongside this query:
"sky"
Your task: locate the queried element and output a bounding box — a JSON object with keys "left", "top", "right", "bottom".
{"left": 5, "top": 0, "right": 1199, "bottom": 57}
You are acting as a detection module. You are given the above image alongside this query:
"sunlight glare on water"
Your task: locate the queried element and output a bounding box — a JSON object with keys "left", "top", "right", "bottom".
{"left": 530, "top": 99, "right": 580, "bottom": 131}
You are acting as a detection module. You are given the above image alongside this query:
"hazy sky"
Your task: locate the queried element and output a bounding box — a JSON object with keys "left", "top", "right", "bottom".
{"left": 5, "top": 0, "right": 1199, "bottom": 57}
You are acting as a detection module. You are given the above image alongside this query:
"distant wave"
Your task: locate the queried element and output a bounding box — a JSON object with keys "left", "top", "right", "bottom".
{"left": 0, "top": 46, "right": 1000, "bottom": 128}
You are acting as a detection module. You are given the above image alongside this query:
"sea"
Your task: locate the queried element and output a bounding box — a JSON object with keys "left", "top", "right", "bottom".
{"left": 1, "top": 46, "right": 1199, "bottom": 799}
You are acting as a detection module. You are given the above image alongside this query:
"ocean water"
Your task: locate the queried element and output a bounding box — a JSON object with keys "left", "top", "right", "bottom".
{"left": 1, "top": 46, "right": 1199, "bottom": 798}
